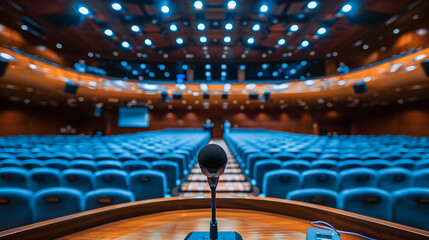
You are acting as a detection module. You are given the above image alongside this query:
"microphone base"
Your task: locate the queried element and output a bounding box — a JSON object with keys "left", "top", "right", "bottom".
{"left": 185, "top": 232, "right": 243, "bottom": 240}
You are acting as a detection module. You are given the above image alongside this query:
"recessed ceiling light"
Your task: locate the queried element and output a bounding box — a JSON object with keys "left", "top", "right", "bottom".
{"left": 111, "top": 3, "right": 122, "bottom": 11}
{"left": 227, "top": 1, "right": 237, "bottom": 10}
{"left": 252, "top": 24, "right": 261, "bottom": 32}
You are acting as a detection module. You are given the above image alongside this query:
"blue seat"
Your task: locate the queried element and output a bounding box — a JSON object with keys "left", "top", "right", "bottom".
{"left": 22, "top": 159, "right": 45, "bottom": 170}
{"left": 287, "top": 189, "right": 339, "bottom": 208}
{"left": 0, "top": 153, "right": 15, "bottom": 160}
{"left": 363, "top": 160, "right": 392, "bottom": 170}
{"left": 139, "top": 153, "right": 161, "bottom": 162}
{"left": 61, "top": 169, "right": 94, "bottom": 193}
{"left": 383, "top": 152, "right": 403, "bottom": 161}
{"left": 392, "top": 188, "right": 429, "bottom": 230}
{"left": 414, "top": 169, "right": 429, "bottom": 188}
{"left": 378, "top": 168, "right": 413, "bottom": 192}
{"left": 28, "top": 168, "right": 61, "bottom": 191}
{"left": 338, "top": 160, "right": 364, "bottom": 171}
{"left": 16, "top": 153, "right": 34, "bottom": 160}
{"left": 282, "top": 160, "right": 311, "bottom": 172}
{"left": 34, "top": 152, "right": 53, "bottom": 160}
{"left": 94, "top": 153, "right": 117, "bottom": 161}
{"left": 391, "top": 159, "right": 416, "bottom": 170}
{"left": 296, "top": 153, "right": 318, "bottom": 161}
{"left": 0, "top": 188, "right": 33, "bottom": 231}
{"left": 161, "top": 153, "right": 187, "bottom": 177}
{"left": 95, "top": 161, "right": 123, "bottom": 171}
{"left": 117, "top": 154, "right": 138, "bottom": 162}
{"left": 154, "top": 148, "right": 170, "bottom": 155}
{"left": 72, "top": 154, "right": 93, "bottom": 160}
{"left": 415, "top": 159, "right": 429, "bottom": 170}
{"left": 84, "top": 188, "right": 135, "bottom": 210}
{"left": 151, "top": 160, "right": 181, "bottom": 190}
{"left": 0, "top": 167, "right": 28, "bottom": 188}
{"left": 301, "top": 169, "right": 338, "bottom": 191}
{"left": 70, "top": 160, "right": 96, "bottom": 172}
{"left": 32, "top": 187, "right": 83, "bottom": 222}
{"left": 246, "top": 152, "right": 271, "bottom": 178}
{"left": 122, "top": 160, "right": 151, "bottom": 172}
{"left": 129, "top": 170, "right": 168, "bottom": 200}
{"left": 272, "top": 152, "right": 296, "bottom": 161}
{"left": 340, "top": 187, "right": 391, "bottom": 221}
{"left": 252, "top": 159, "right": 282, "bottom": 189}
{"left": 94, "top": 169, "right": 128, "bottom": 189}
{"left": 402, "top": 153, "right": 421, "bottom": 161}
{"left": 52, "top": 153, "right": 73, "bottom": 160}
{"left": 340, "top": 153, "right": 361, "bottom": 161}
{"left": 339, "top": 168, "right": 378, "bottom": 190}
{"left": 311, "top": 160, "right": 338, "bottom": 171}
{"left": 361, "top": 153, "right": 381, "bottom": 160}
{"left": 319, "top": 153, "right": 340, "bottom": 161}
{"left": 1, "top": 159, "right": 23, "bottom": 168}
{"left": 45, "top": 159, "right": 70, "bottom": 171}
{"left": 261, "top": 169, "right": 300, "bottom": 199}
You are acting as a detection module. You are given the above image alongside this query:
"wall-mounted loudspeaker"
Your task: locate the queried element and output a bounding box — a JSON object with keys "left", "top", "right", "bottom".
{"left": 64, "top": 81, "right": 78, "bottom": 94}
{"left": 353, "top": 82, "right": 367, "bottom": 94}
{"left": 421, "top": 59, "right": 429, "bottom": 77}
{"left": 0, "top": 58, "right": 9, "bottom": 77}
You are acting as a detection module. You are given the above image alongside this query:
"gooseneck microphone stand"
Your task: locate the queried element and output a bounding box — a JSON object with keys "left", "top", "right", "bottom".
{"left": 209, "top": 177, "right": 219, "bottom": 240}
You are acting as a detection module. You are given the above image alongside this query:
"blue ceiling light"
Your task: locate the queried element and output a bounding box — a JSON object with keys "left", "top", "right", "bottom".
{"left": 307, "top": 1, "right": 318, "bottom": 9}
{"left": 144, "top": 39, "right": 153, "bottom": 46}
{"left": 121, "top": 41, "right": 130, "bottom": 48}
{"left": 182, "top": 64, "right": 189, "bottom": 70}
{"left": 301, "top": 40, "right": 309, "bottom": 47}
{"left": 199, "top": 36, "right": 207, "bottom": 43}
{"left": 341, "top": 4, "right": 352, "bottom": 13}
{"left": 78, "top": 6, "right": 90, "bottom": 15}
{"left": 227, "top": 1, "right": 237, "bottom": 10}
{"left": 239, "top": 65, "right": 246, "bottom": 70}
{"left": 161, "top": 5, "right": 170, "bottom": 13}
{"left": 104, "top": 29, "right": 114, "bottom": 36}
{"left": 176, "top": 37, "right": 184, "bottom": 44}
{"left": 131, "top": 25, "right": 140, "bottom": 32}
{"left": 197, "top": 23, "right": 206, "bottom": 31}
{"left": 260, "top": 4, "right": 268, "bottom": 13}
{"left": 205, "top": 64, "right": 211, "bottom": 70}
{"left": 111, "top": 3, "right": 122, "bottom": 11}
{"left": 247, "top": 37, "right": 255, "bottom": 44}
{"left": 225, "top": 23, "right": 233, "bottom": 31}
{"left": 317, "top": 27, "right": 327, "bottom": 35}
{"left": 252, "top": 24, "right": 261, "bottom": 32}
{"left": 290, "top": 24, "right": 299, "bottom": 32}
{"left": 169, "top": 24, "right": 178, "bottom": 32}
{"left": 221, "top": 64, "right": 227, "bottom": 70}
{"left": 224, "top": 36, "right": 232, "bottom": 43}
{"left": 194, "top": 1, "right": 203, "bottom": 10}
{"left": 277, "top": 38, "right": 286, "bottom": 45}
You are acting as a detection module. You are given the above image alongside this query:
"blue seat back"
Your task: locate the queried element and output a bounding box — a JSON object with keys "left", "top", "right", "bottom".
{"left": 0, "top": 188, "right": 33, "bottom": 231}
{"left": 161, "top": 154, "right": 187, "bottom": 178}
{"left": 392, "top": 188, "right": 429, "bottom": 230}
{"left": 94, "top": 169, "right": 128, "bottom": 189}
{"left": 302, "top": 169, "right": 338, "bottom": 191}
{"left": 28, "top": 168, "right": 61, "bottom": 191}
{"left": 338, "top": 160, "right": 364, "bottom": 171}
{"left": 282, "top": 160, "right": 311, "bottom": 172}
{"left": 61, "top": 169, "right": 94, "bottom": 193}
{"left": 287, "top": 188, "right": 339, "bottom": 208}
{"left": 95, "top": 160, "right": 123, "bottom": 171}
{"left": 151, "top": 160, "right": 180, "bottom": 189}
{"left": 262, "top": 169, "right": 300, "bottom": 198}
{"left": 0, "top": 167, "right": 28, "bottom": 188}
{"left": 32, "top": 187, "right": 83, "bottom": 222}
{"left": 22, "top": 159, "right": 45, "bottom": 170}
{"left": 122, "top": 160, "right": 151, "bottom": 172}
{"left": 45, "top": 159, "right": 70, "bottom": 171}
{"left": 378, "top": 168, "right": 413, "bottom": 192}
{"left": 84, "top": 188, "right": 135, "bottom": 210}
{"left": 70, "top": 160, "right": 96, "bottom": 172}
{"left": 246, "top": 153, "right": 271, "bottom": 178}
{"left": 363, "top": 160, "right": 392, "bottom": 170}
{"left": 253, "top": 159, "right": 282, "bottom": 189}
{"left": 339, "top": 168, "right": 378, "bottom": 190}
{"left": 340, "top": 187, "right": 392, "bottom": 221}
{"left": 129, "top": 170, "right": 167, "bottom": 200}
{"left": 311, "top": 160, "right": 338, "bottom": 171}
{"left": 414, "top": 169, "right": 429, "bottom": 188}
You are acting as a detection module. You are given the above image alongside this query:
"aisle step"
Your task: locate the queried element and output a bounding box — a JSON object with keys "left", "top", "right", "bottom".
{"left": 191, "top": 168, "right": 242, "bottom": 174}
{"left": 181, "top": 182, "right": 251, "bottom": 192}
{"left": 187, "top": 174, "right": 246, "bottom": 182}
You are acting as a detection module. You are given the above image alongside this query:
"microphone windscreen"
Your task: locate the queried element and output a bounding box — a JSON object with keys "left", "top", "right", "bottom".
{"left": 198, "top": 144, "right": 228, "bottom": 169}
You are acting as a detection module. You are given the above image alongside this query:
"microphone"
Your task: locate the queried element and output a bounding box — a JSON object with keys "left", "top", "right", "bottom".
{"left": 198, "top": 144, "right": 227, "bottom": 189}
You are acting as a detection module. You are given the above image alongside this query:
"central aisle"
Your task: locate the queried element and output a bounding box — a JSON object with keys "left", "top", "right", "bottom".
{"left": 180, "top": 139, "right": 251, "bottom": 197}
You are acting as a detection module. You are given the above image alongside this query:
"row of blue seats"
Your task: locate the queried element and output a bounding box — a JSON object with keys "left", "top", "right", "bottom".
{"left": 0, "top": 168, "right": 174, "bottom": 194}
{"left": 0, "top": 187, "right": 157, "bottom": 231}
{"left": 255, "top": 167, "right": 429, "bottom": 195}
{"left": 284, "top": 187, "right": 429, "bottom": 230}
{"left": 1, "top": 158, "right": 190, "bottom": 177}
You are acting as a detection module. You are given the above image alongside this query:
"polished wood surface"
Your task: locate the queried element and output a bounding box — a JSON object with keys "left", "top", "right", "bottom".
{"left": 0, "top": 197, "right": 428, "bottom": 240}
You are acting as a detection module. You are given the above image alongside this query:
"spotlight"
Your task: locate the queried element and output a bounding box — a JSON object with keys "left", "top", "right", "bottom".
{"left": 144, "top": 39, "right": 153, "bottom": 46}
{"left": 104, "top": 29, "right": 114, "bottom": 36}
{"left": 227, "top": 1, "right": 237, "bottom": 10}
{"left": 176, "top": 37, "right": 184, "bottom": 44}
{"left": 290, "top": 24, "right": 299, "bottom": 32}
{"left": 301, "top": 40, "right": 309, "bottom": 47}
{"left": 224, "top": 36, "right": 232, "bottom": 43}
{"left": 194, "top": 1, "right": 203, "bottom": 10}
{"left": 161, "top": 5, "right": 170, "bottom": 13}
{"left": 199, "top": 36, "right": 207, "bottom": 43}
{"left": 278, "top": 38, "right": 286, "bottom": 45}
{"left": 260, "top": 4, "right": 268, "bottom": 13}
{"left": 225, "top": 23, "right": 233, "bottom": 31}
{"left": 341, "top": 4, "right": 352, "bottom": 13}
{"left": 78, "top": 6, "right": 90, "bottom": 15}
{"left": 247, "top": 37, "right": 255, "bottom": 44}
{"left": 317, "top": 27, "right": 327, "bottom": 35}
{"left": 252, "top": 24, "right": 261, "bottom": 31}
{"left": 131, "top": 25, "right": 140, "bottom": 32}
{"left": 170, "top": 24, "right": 178, "bottom": 32}
{"left": 307, "top": 1, "right": 318, "bottom": 9}
{"left": 121, "top": 41, "right": 130, "bottom": 48}
{"left": 111, "top": 3, "right": 122, "bottom": 11}
{"left": 197, "top": 23, "right": 206, "bottom": 31}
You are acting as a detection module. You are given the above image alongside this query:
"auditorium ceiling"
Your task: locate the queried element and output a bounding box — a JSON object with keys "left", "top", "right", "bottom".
{"left": 0, "top": 0, "right": 427, "bottom": 64}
